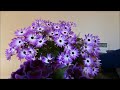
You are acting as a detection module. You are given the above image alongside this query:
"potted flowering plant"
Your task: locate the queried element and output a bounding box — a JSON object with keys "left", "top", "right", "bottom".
{"left": 6, "top": 19, "right": 101, "bottom": 79}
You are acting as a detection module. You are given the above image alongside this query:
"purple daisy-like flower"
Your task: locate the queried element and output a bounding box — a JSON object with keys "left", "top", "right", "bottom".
{"left": 80, "top": 50, "right": 88, "bottom": 58}
{"left": 25, "top": 31, "right": 38, "bottom": 45}
{"left": 30, "top": 21, "right": 38, "bottom": 30}
{"left": 54, "top": 36, "right": 67, "bottom": 48}
{"left": 93, "top": 47, "right": 100, "bottom": 56}
{"left": 83, "top": 45, "right": 93, "bottom": 54}
{"left": 48, "top": 29, "right": 54, "bottom": 37}
{"left": 61, "top": 29, "right": 70, "bottom": 36}
{"left": 62, "top": 53, "right": 73, "bottom": 66}
{"left": 58, "top": 52, "right": 72, "bottom": 66}
{"left": 61, "top": 24, "right": 71, "bottom": 35}
{"left": 26, "top": 47, "right": 37, "bottom": 59}
{"left": 5, "top": 47, "right": 16, "bottom": 60}
{"left": 36, "top": 25, "right": 46, "bottom": 32}
{"left": 68, "top": 31, "right": 77, "bottom": 39}
{"left": 83, "top": 57, "right": 94, "bottom": 67}
{"left": 53, "top": 30, "right": 61, "bottom": 38}
{"left": 58, "top": 33, "right": 68, "bottom": 40}
{"left": 68, "top": 37, "right": 77, "bottom": 44}
{"left": 84, "top": 34, "right": 94, "bottom": 46}
{"left": 46, "top": 54, "right": 54, "bottom": 61}
{"left": 39, "top": 54, "right": 54, "bottom": 64}
{"left": 53, "top": 23, "right": 61, "bottom": 30}
{"left": 91, "top": 67, "right": 99, "bottom": 77}
{"left": 35, "top": 36, "right": 46, "bottom": 47}
{"left": 9, "top": 37, "right": 25, "bottom": 49}
{"left": 67, "top": 31, "right": 77, "bottom": 44}
{"left": 35, "top": 19, "right": 45, "bottom": 25}
{"left": 57, "top": 52, "right": 64, "bottom": 62}
{"left": 94, "top": 59, "right": 101, "bottom": 67}
{"left": 59, "top": 20, "right": 67, "bottom": 25}
{"left": 38, "top": 55, "right": 42, "bottom": 61}
{"left": 44, "top": 20, "right": 53, "bottom": 28}
{"left": 17, "top": 48, "right": 28, "bottom": 60}
{"left": 41, "top": 56, "right": 49, "bottom": 64}
{"left": 70, "top": 48, "right": 79, "bottom": 60}
{"left": 64, "top": 44, "right": 73, "bottom": 51}
{"left": 26, "top": 26, "right": 35, "bottom": 33}
{"left": 68, "top": 21, "right": 76, "bottom": 27}
{"left": 82, "top": 66, "right": 92, "bottom": 77}
{"left": 93, "top": 36, "right": 100, "bottom": 46}
{"left": 62, "top": 22, "right": 71, "bottom": 29}
{"left": 15, "top": 28, "right": 28, "bottom": 36}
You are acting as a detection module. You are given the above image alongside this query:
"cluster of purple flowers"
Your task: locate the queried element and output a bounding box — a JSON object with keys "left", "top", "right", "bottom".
{"left": 6, "top": 19, "right": 101, "bottom": 79}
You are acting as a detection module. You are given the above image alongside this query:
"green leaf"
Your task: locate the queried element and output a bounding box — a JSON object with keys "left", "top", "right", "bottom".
{"left": 52, "top": 66, "right": 68, "bottom": 79}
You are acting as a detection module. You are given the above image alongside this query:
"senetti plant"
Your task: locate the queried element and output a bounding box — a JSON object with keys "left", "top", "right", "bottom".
{"left": 6, "top": 19, "right": 101, "bottom": 79}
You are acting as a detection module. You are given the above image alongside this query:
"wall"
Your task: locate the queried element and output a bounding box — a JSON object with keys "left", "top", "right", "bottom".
{"left": 119, "top": 11, "right": 120, "bottom": 50}
{"left": 0, "top": 11, "right": 1, "bottom": 79}
{"left": 0, "top": 11, "right": 120, "bottom": 79}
